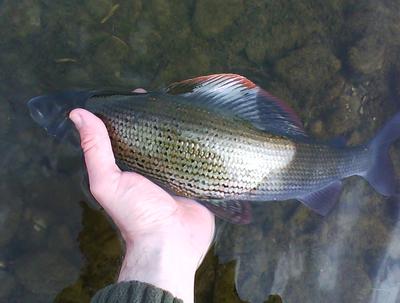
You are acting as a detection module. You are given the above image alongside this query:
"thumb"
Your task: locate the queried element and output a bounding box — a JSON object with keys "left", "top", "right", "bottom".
{"left": 69, "top": 108, "right": 121, "bottom": 199}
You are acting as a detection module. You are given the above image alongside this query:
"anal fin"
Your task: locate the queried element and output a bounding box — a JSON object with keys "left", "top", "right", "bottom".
{"left": 297, "top": 181, "right": 343, "bottom": 216}
{"left": 328, "top": 136, "right": 347, "bottom": 148}
{"left": 198, "top": 199, "right": 252, "bottom": 224}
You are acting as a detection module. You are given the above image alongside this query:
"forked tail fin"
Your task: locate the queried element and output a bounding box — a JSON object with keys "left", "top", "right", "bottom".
{"left": 363, "top": 112, "right": 400, "bottom": 196}
{"left": 27, "top": 91, "right": 94, "bottom": 139}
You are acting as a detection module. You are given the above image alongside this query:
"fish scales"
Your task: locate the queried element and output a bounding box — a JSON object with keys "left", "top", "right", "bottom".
{"left": 253, "top": 143, "right": 370, "bottom": 200}
{"left": 87, "top": 94, "right": 370, "bottom": 201}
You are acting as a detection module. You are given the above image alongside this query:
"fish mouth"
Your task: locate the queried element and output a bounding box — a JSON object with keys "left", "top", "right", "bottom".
{"left": 28, "top": 96, "right": 48, "bottom": 125}
{"left": 28, "top": 95, "right": 71, "bottom": 138}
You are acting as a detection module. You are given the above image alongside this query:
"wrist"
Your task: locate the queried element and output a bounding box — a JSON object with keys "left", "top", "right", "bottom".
{"left": 118, "top": 227, "right": 200, "bottom": 303}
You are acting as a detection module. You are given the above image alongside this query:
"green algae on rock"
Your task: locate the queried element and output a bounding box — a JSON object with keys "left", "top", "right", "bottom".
{"left": 0, "top": 0, "right": 41, "bottom": 38}
{"left": 274, "top": 45, "right": 341, "bottom": 98}
{"left": 213, "top": 260, "right": 249, "bottom": 303}
{"left": 76, "top": 203, "right": 122, "bottom": 297}
{"left": 348, "top": 36, "right": 386, "bottom": 75}
{"left": 193, "top": 0, "right": 243, "bottom": 38}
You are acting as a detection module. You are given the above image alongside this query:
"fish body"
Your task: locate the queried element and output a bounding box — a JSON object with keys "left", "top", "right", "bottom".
{"left": 86, "top": 93, "right": 368, "bottom": 201}
{"left": 28, "top": 74, "right": 400, "bottom": 223}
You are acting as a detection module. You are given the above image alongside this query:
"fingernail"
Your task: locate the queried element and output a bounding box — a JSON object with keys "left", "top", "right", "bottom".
{"left": 70, "top": 112, "right": 83, "bottom": 128}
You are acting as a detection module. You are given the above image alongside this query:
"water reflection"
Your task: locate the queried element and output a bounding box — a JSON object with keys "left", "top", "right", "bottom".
{"left": 215, "top": 179, "right": 400, "bottom": 303}
{"left": 315, "top": 181, "right": 363, "bottom": 293}
{"left": 370, "top": 211, "right": 400, "bottom": 303}
{"left": 1, "top": 0, "right": 400, "bottom": 302}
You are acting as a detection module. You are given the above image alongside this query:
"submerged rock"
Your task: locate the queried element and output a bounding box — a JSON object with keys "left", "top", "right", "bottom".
{"left": 91, "top": 34, "right": 129, "bottom": 83}
{"left": 348, "top": 36, "right": 385, "bottom": 75}
{"left": 275, "top": 45, "right": 341, "bottom": 98}
{"left": 0, "top": 100, "right": 11, "bottom": 138}
{"left": 0, "top": 185, "right": 23, "bottom": 248}
{"left": 213, "top": 260, "right": 247, "bottom": 303}
{"left": 0, "top": 270, "right": 15, "bottom": 300}
{"left": 84, "top": 0, "right": 114, "bottom": 21}
{"left": 193, "top": 0, "right": 243, "bottom": 38}
{"left": 54, "top": 280, "right": 91, "bottom": 303}
{"left": 75, "top": 203, "right": 122, "bottom": 297}
{"left": 16, "top": 207, "right": 52, "bottom": 250}
{"left": 15, "top": 252, "right": 79, "bottom": 296}
{"left": 195, "top": 248, "right": 218, "bottom": 303}
{"left": 0, "top": 0, "right": 41, "bottom": 38}
{"left": 47, "top": 225, "right": 76, "bottom": 253}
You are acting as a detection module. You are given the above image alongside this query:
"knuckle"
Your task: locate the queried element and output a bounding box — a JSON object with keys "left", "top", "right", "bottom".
{"left": 80, "top": 134, "right": 100, "bottom": 154}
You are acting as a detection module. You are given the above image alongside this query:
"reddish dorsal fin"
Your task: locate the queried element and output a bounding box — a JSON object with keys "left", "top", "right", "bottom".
{"left": 167, "top": 73, "right": 256, "bottom": 94}
{"left": 166, "top": 74, "right": 308, "bottom": 140}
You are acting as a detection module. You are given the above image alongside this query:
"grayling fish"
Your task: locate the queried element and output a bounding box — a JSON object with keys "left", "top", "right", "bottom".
{"left": 28, "top": 74, "right": 400, "bottom": 224}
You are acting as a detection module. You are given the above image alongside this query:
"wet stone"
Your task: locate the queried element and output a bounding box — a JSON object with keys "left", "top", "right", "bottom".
{"left": 63, "top": 66, "right": 92, "bottom": 87}
{"left": 128, "top": 20, "right": 162, "bottom": 62}
{"left": 216, "top": 223, "right": 265, "bottom": 260}
{"left": 0, "top": 269, "right": 16, "bottom": 299}
{"left": 15, "top": 208, "right": 54, "bottom": 251}
{"left": 158, "top": 48, "right": 211, "bottom": 84}
{"left": 351, "top": 215, "right": 389, "bottom": 261}
{"left": 47, "top": 225, "right": 76, "bottom": 253}
{"left": 213, "top": 260, "right": 247, "bottom": 303}
{"left": 0, "top": 186, "right": 23, "bottom": 248}
{"left": 387, "top": 226, "right": 400, "bottom": 259}
{"left": 91, "top": 34, "right": 129, "bottom": 83}
{"left": 77, "top": 204, "right": 122, "bottom": 292}
{"left": 195, "top": 248, "right": 217, "bottom": 303}
{"left": 84, "top": 0, "right": 113, "bottom": 20}
{"left": 326, "top": 86, "right": 363, "bottom": 136}
{"left": 274, "top": 45, "right": 341, "bottom": 97}
{"left": 193, "top": 0, "right": 243, "bottom": 38}
{"left": 235, "top": 270, "right": 265, "bottom": 303}
{"left": 0, "top": 0, "right": 41, "bottom": 38}
{"left": 245, "top": 34, "right": 269, "bottom": 65}
{"left": 22, "top": 171, "right": 82, "bottom": 220}
{"left": 0, "top": 140, "right": 26, "bottom": 180}
{"left": 239, "top": 6, "right": 270, "bottom": 62}
{"left": 19, "top": 291, "right": 58, "bottom": 303}
{"left": 290, "top": 207, "right": 321, "bottom": 236}
{"left": 15, "top": 252, "right": 79, "bottom": 296}
{"left": 265, "top": 294, "right": 283, "bottom": 303}
{"left": 51, "top": 142, "right": 82, "bottom": 176}
{"left": 142, "top": 0, "right": 173, "bottom": 29}
{"left": 348, "top": 36, "right": 386, "bottom": 75}
{"left": 0, "top": 100, "right": 11, "bottom": 138}
{"left": 53, "top": 280, "right": 91, "bottom": 303}
{"left": 336, "top": 261, "right": 372, "bottom": 302}
{"left": 309, "top": 120, "right": 324, "bottom": 137}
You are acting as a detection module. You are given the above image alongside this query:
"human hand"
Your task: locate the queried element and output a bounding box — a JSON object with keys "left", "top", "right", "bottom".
{"left": 69, "top": 108, "right": 215, "bottom": 303}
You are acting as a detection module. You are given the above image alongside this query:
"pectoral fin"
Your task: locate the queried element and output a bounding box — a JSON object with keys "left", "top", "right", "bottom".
{"left": 198, "top": 199, "right": 252, "bottom": 224}
{"left": 297, "top": 181, "right": 343, "bottom": 215}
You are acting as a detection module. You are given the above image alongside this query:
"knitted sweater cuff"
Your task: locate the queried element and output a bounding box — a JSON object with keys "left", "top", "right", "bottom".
{"left": 91, "top": 280, "right": 183, "bottom": 303}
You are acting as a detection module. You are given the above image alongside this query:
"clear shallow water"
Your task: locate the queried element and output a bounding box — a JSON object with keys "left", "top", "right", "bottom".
{"left": 1, "top": 0, "right": 400, "bottom": 302}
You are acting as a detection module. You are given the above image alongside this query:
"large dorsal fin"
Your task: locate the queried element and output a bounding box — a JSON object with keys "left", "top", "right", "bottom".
{"left": 166, "top": 74, "right": 308, "bottom": 139}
